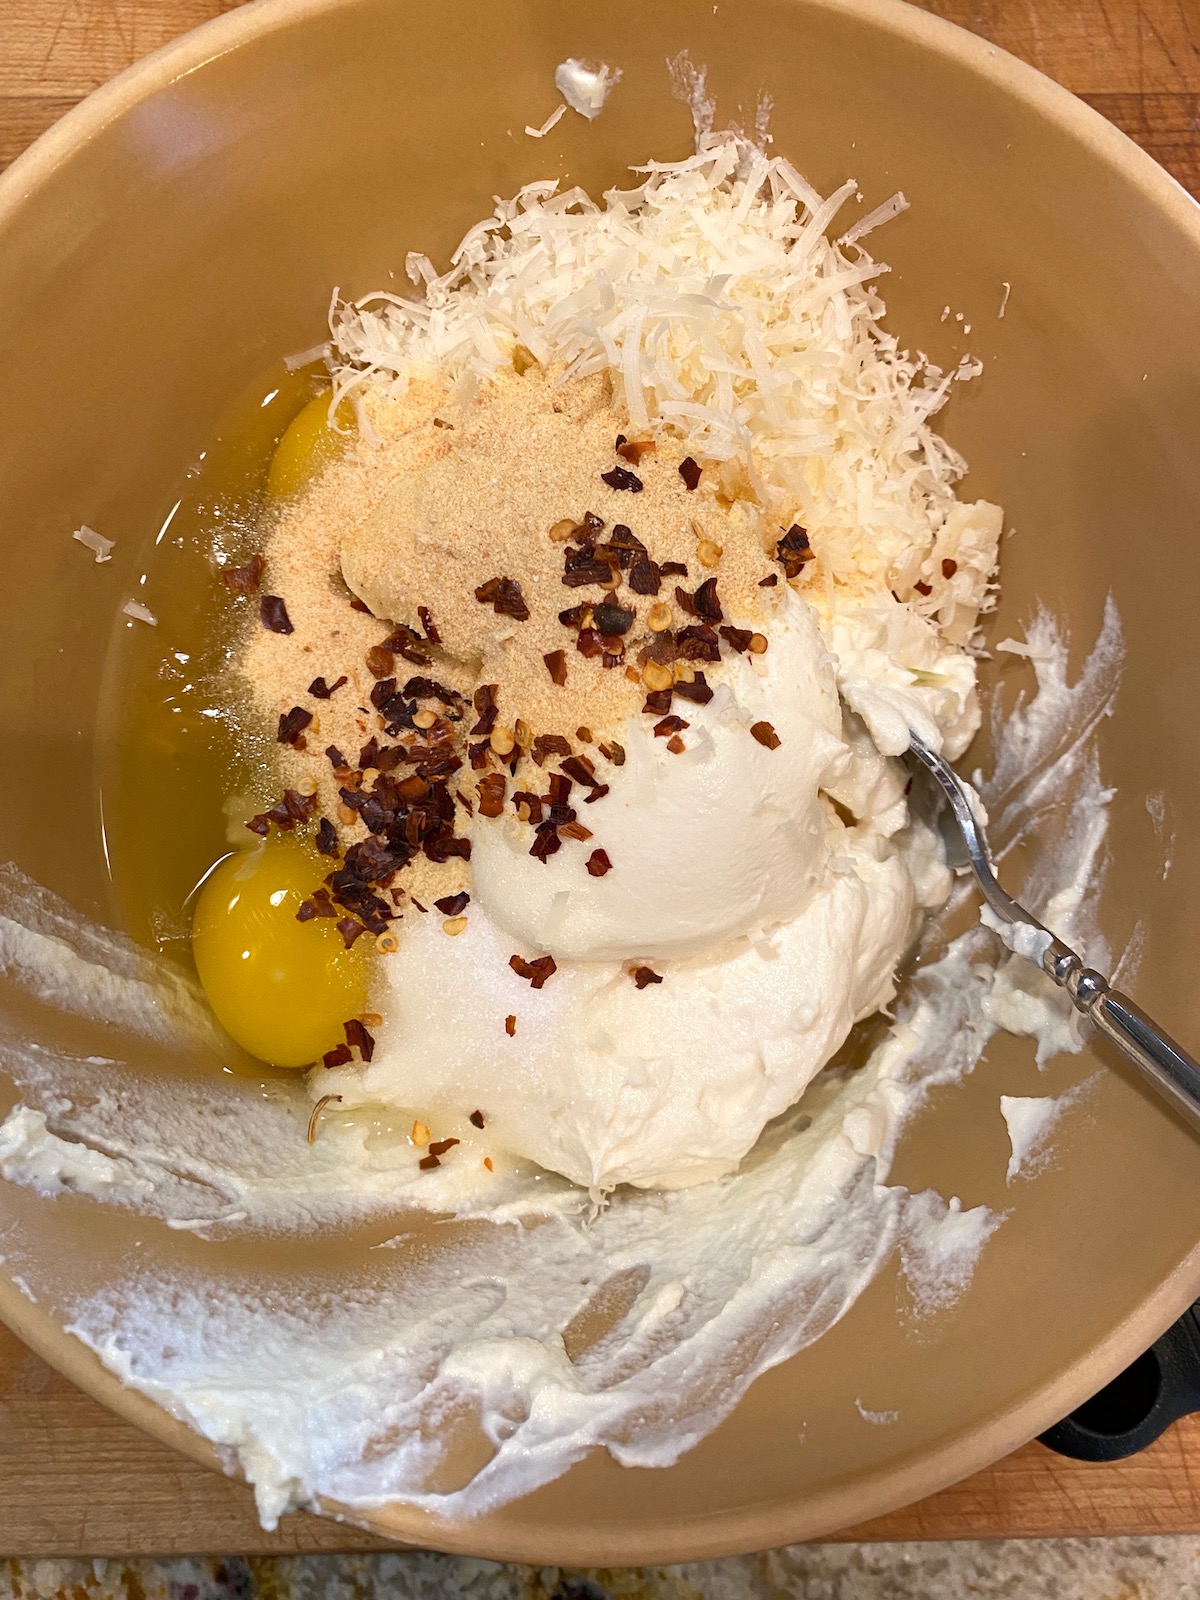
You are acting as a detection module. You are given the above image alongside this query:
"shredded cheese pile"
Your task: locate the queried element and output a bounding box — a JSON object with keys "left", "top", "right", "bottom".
{"left": 329, "top": 133, "right": 991, "bottom": 628}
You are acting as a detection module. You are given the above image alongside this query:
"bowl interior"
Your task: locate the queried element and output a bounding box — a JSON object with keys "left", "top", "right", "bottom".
{"left": 1, "top": 0, "right": 1200, "bottom": 1564}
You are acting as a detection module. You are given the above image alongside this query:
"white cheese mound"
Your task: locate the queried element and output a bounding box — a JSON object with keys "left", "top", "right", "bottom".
{"left": 329, "top": 133, "right": 991, "bottom": 629}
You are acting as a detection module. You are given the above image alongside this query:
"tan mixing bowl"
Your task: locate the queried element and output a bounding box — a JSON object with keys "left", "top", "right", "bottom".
{"left": 1, "top": 0, "right": 1199, "bottom": 1564}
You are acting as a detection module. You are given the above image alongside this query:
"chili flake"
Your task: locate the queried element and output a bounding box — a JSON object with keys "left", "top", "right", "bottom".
{"left": 751, "top": 720, "right": 781, "bottom": 750}
{"left": 222, "top": 554, "right": 265, "bottom": 594}
{"left": 510, "top": 953, "right": 557, "bottom": 988}
{"left": 474, "top": 575, "right": 531, "bottom": 621}
{"left": 260, "top": 594, "right": 294, "bottom": 634}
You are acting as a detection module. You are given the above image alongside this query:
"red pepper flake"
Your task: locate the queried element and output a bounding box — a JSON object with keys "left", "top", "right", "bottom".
{"left": 758, "top": 573, "right": 779, "bottom": 588}
{"left": 666, "top": 734, "right": 686, "bottom": 754}
{"left": 222, "top": 554, "right": 265, "bottom": 594}
{"left": 260, "top": 594, "right": 294, "bottom": 634}
{"left": 276, "top": 705, "right": 313, "bottom": 746}
{"left": 592, "top": 599, "right": 635, "bottom": 635}
{"left": 419, "top": 1153, "right": 441, "bottom": 1171}
{"left": 678, "top": 456, "right": 702, "bottom": 491}
{"left": 349, "top": 596, "right": 374, "bottom": 615}
{"left": 559, "top": 820, "right": 593, "bottom": 841}
{"left": 532, "top": 733, "right": 572, "bottom": 766}
{"left": 470, "top": 1108, "right": 486, "bottom": 1128}
{"left": 914, "top": 580, "right": 933, "bottom": 596}
{"left": 628, "top": 555, "right": 662, "bottom": 595}
{"left": 631, "top": 965, "right": 664, "bottom": 989}
{"left": 543, "top": 649, "right": 568, "bottom": 686}
{"left": 719, "top": 625, "right": 753, "bottom": 654}
{"left": 297, "top": 888, "right": 337, "bottom": 921}
{"left": 660, "top": 561, "right": 689, "bottom": 578}
{"left": 309, "top": 675, "right": 348, "bottom": 698}
{"left": 365, "top": 644, "right": 394, "bottom": 679}
{"left": 504, "top": 1015, "right": 517, "bottom": 1037}
{"left": 325, "top": 744, "right": 347, "bottom": 768}
{"left": 561, "top": 755, "right": 601, "bottom": 789}
{"left": 693, "top": 577, "right": 722, "bottom": 622}
{"left": 475, "top": 575, "right": 530, "bottom": 621}
{"left": 344, "top": 1017, "right": 376, "bottom": 1062}
{"left": 530, "top": 826, "right": 562, "bottom": 862}
{"left": 429, "top": 1137, "right": 460, "bottom": 1157}
{"left": 598, "top": 740, "right": 626, "bottom": 766}
{"left": 583, "top": 783, "right": 610, "bottom": 803}
{"left": 470, "top": 682, "right": 499, "bottom": 738}
{"left": 601, "top": 465, "right": 643, "bottom": 493}
{"left": 676, "top": 623, "right": 721, "bottom": 662}
{"left": 323, "top": 1042, "right": 353, "bottom": 1069}
{"left": 751, "top": 720, "right": 781, "bottom": 750}
{"left": 316, "top": 817, "right": 339, "bottom": 856}
{"left": 776, "top": 525, "right": 814, "bottom": 578}
{"left": 643, "top": 687, "right": 674, "bottom": 716}
{"left": 411, "top": 898, "right": 428, "bottom": 913}
{"left": 510, "top": 953, "right": 558, "bottom": 988}
{"left": 435, "top": 892, "right": 470, "bottom": 917}
{"left": 586, "top": 848, "right": 612, "bottom": 877}
{"left": 382, "top": 624, "right": 430, "bottom": 666}
{"left": 337, "top": 917, "right": 371, "bottom": 948}
{"left": 477, "top": 772, "right": 507, "bottom": 818}
{"left": 653, "top": 714, "right": 689, "bottom": 738}
{"left": 941, "top": 558, "right": 958, "bottom": 579}
{"left": 250, "top": 788, "right": 319, "bottom": 839}
{"left": 562, "top": 551, "right": 619, "bottom": 588}
{"left": 615, "top": 434, "right": 655, "bottom": 465}
{"left": 674, "top": 584, "right": 697, "bottom": 617}
{"left": 674, "top": 674, "right": 713, "bottom": 705}
{"left": 512, "top": 790, "right": 544, "bottom": 824}
{"left": 417, "top": 604, "right": 441, "bottom": 643}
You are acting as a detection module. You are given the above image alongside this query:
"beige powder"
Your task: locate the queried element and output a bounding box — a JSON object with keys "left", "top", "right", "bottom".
{"left": 237, "top": 362, "right": 795, "bottom": 916}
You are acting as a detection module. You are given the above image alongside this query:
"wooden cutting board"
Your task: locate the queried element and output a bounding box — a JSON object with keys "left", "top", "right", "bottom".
{"left": 0, "top": 0, "right": 1198, "bottom": 1558}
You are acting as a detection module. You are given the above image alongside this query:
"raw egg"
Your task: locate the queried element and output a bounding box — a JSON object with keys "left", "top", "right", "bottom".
{"left": 266, "top": 390, "right": 356, "bottom": 500}
{"left": 192, "top": 832, "right": 370, "bottom": 1068}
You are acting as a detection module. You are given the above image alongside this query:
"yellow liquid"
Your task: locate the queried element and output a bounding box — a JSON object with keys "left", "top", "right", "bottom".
{"left": 96, "top": 363, "right": 365, "bottom": 1071}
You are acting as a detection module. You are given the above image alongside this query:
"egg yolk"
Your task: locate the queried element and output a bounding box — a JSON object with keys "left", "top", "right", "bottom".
{"left": 192, "top": 832, "right": 370, "bottom": 1068}
{"left": 266, "top": 390, "right": 356, "bottom": 501}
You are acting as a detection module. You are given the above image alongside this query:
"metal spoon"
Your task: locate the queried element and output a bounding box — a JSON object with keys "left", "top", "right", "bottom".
{"left": 907, "top": 733, "right": 1200, "bottom": 1134}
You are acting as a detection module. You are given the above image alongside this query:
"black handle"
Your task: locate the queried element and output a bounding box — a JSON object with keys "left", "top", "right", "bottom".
{"left": 1039, "top": 1300, "right": 1200, "bottom": 1461}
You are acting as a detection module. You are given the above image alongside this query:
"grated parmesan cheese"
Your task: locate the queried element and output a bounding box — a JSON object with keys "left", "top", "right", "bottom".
{"left": 329, "top": 133, "right": 990, "bottom": 623}
{"left": 840, "top": 190, "right": 908, "bottom": 247}
{"left": 553, "top": 59, "right": 621, "bottom": 121}
{"left": 283, "top": 342, "right": 330, "bottom": 372}
{"left": 72, "top": 525, "right": 114, "bottom": 564}
{"left": 525, "top": 104, "right": 567, "bottom": 140}
{"left": 121, "top": 599, "right": 157, "bottom": 626}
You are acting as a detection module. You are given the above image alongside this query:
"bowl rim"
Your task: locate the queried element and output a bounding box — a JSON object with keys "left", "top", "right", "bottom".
{"left": 1, "top": 0, "right": 1200, "bottom": 1564}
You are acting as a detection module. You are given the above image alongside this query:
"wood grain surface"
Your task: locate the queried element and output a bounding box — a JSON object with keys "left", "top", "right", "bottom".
{"left": 0, "top": 0, "right": 1199, "bottom": 1560}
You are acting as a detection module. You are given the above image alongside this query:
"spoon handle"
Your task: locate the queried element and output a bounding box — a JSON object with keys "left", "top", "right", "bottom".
{"left": 1069, "top": 967, "right": 1200, "bottom": 1133}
